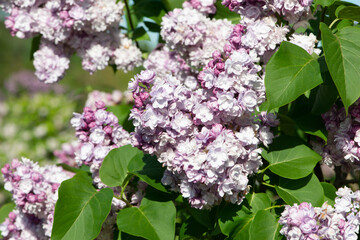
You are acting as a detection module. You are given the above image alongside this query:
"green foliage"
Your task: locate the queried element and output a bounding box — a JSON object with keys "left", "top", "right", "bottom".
{"left": 320, "top": 23, "right": 360, "bottom": 112}
{"left": 128, "top": 154, "right": 168, "bottom": 192}
{"left": 51, "top": 172, "right": 113, "bottom": 240}
{"left": 249, "top": 210, "right": 281, "bottom": 240}
{"left": 336, "top": 6, "right": 360, "bottom": 22}
{"left": 321, "top": 182, "right": 337, "bottom": 206}
{"left": 117, "top": 198, "right": 176, "bottom": 240}
{"left": 0, "top": 202, "right": 15, "bottom": 223}
{"left": 275, "top": 173, "right": 324, "bottom": 207}
{"left": 262, "top": 136, "right": 321, "bottom": 179}
{"left": 265, "top": 42, "right": 323, "bottom": 110}
{"left": 99, "top": 145, "right": 144, "bottom": 187}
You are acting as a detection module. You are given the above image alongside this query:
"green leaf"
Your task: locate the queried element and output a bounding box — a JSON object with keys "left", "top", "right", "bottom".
{"left": 313, "top": 0, "right": 338, "bottom": 7}
{"left": 127, "top": 154, "right": 168, "bottom": 192}
{"left": 320, "top": 23, "right": 360, "bottom": 112}
{"left": 336, "top": 6, "right": 360, "bottom": 22}
{"left": 134, "top": 0, "right": 166, "bottom": 17}
{"left": 246, "top": 193, "right": 271, "bottom": 213}
{"left": 228, "top": 214, "right": 254, "bottom": 239}
{"left": 161, "top": 0, "right": 185, "bottom": 11}
{"left": 275, "top": 173, "right": 324, "bottom": 207}
{"left": 265, "top": 42, "right": 323, "bottom": 110}
{"left": 99, "top": 145, "right": 144, "bottom": 187}
{"left": 107, "top": 105, "right": 132, "bottom": 126}
{"left": 262, "top": 136, "right": 321, "bottom": 179}
{"left": 321, "top": 182, "right": 337, "bottom": 206}
{"left": 132, "top": 26, "right": 149, "bottom": 40}
{"left": 0, "top": 203, "right": 15, "bottom": 223}
{"left": 294, "top": 114, "right": 328, "bottom": 141}
{"left": 30, "top": 35, "right": 41, "bottom": 60}
{"left": 144, "top": 21, "right": 161, "bottom": 32}
{"left": 249, "top": 210, "right": 280, "bottom": 240}
{"left": 179, "top": 217, "right": 208, "bottom": 240}
{"left": 218, "top": 204, "right": 252, "bottom": 237}
{"left": 51, "top": 172, "right": 113, "bottom": 240}
{"left": 117, "top": 198, "right": 176, "bottom": 240}
{"left": 213, "top": 1, "right": 241, "bottom": 23}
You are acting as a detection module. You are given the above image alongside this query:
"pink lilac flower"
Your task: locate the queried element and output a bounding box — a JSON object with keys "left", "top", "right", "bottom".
{"left": 0, "top": 158, "right": 72, "bottom": 239}
{"left": 0, "top": 0, "right": 142, "bottom": 83}
{"left": 279, "top": 187, "right": 360, "bottom": 240}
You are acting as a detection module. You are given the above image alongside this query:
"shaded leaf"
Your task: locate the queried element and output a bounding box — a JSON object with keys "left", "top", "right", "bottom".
{"left": 336, "top": 6, "right": 360, "bottom": 22}
{"left": 275, "top": 173, "right": 324, "bottom": 207}
{"left": 0, "top": 203, "right": 15, "bottom": 223}
{"left": 321, "top": 182, "right": 337, "bottom": 206}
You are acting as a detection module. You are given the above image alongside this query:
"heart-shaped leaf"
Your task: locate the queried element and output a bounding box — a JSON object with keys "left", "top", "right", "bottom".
{"left": 262, "top": 136, "right": 321, "bottom": 179}
{"left": 117, "top": 198, "right": 176, "bottom": 240}
{"left": 275, "top": 173, "right": 324, "bottom": 207}
{"left": 249, "top": 210, "right": 281, "bottom": 240}
{"left": 51, "top": 172, "right": 113, "bottom": 240}
{"left": 265, "top": 42, "right": 323, "bottom": 110}
{"left": 320, "top": 23, "right": 360, "bottom": 112}
{"left": 99, "top": 145, "right": 144, "bottom": 187}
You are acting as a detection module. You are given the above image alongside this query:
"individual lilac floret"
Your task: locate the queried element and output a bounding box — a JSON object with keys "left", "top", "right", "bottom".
{"left": 182, "top": 0, "right": 217, "bottom": 15}
{"left": 289, "top": 33, "right": 321, "bottom": 55}
{"left": 0, "top": 158, "right": 72, "bottom": 239}
{"left": 53, "top": 141, "right": 81, "bottom": 167}
{"left": 1, "top": 0, "right": 142, "bottom": 82}
{"left": 279, "top": 187, "right": 360, "bottom": 240}
{"left": 320, "top": 100, "right": 360, "bottom": 171}
{"left": 130, "top": 69, "right": 276, "bottom": 209}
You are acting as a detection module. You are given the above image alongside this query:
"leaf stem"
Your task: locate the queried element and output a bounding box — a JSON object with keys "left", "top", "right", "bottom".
{"left": 329, "top": 18, "right": 340, "bottom": 29}
{"left": 123, "top": 0, "right": 139, "bottom": 47}
{"left": 264, "top": 205, "right": 284, "bottom": 211}
{"left": 262, "top": 182, "right": 275, "bottom": 188}
{"left": 258, "top": 165, "right": 270, "bottom": 174}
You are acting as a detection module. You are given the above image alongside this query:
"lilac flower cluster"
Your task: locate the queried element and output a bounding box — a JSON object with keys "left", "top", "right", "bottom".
{"left": 0, "top": 0, "right": 142, "bottom": 83}
{"left": 70, "top": 101, "right": 131, "bottom": 189}
{"left": 182, "top": 0, "right": 217, "bottom": 15}
{"left": 85, "top": 90, "right": 133, "bottom": 110}
{"left": 222, "top": 0, "right": 313, "bottom": 24}
{"left": 129, "top": 68, "right": 276, "bottom": 209}
{"left": 160, "top": 7, "right": 233, "bottom": 69}
{"left": 289, "top": 33, "right": 321, "bottom": 55}
{"left": 318, "top": 101, "right": 360, "bottom": 171}
{"left": 0, "top": 158, "right": 71, "bottom": 239}
{"left": 279, "top": 187, "right": 360, "bottom": 240}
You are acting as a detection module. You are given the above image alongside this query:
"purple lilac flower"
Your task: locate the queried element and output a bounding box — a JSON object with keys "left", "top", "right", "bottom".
{"left": 0, "top": 0, "right": 142, "bottom": 83}
{"left": 279, "top": 187, "right": 360, "bottom": 240}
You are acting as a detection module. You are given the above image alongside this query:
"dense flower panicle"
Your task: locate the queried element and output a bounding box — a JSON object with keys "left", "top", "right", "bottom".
{"left": 241, "top": 16, "right": 289, "bottom": 56}
{"left": 0, "top": 158, "right": 72, "bottom": 239}
{"left": 85, "top": 90, "right": 133, "bottom": 110}
{"left": 222, "top": 0, "right": 313, "bottom": 24}
{"left": 182, "top": 0, "right": 217, "bottom": 15}
{"left": 279, "top": 187, "right": 360, "bottom": 240}
{"left": 1, "top": 0, "right": 142, "bottom": 83}
{"left": 318, "top": 101, "right": 360, "bottom": 170}
{"left": 160, "top": 7, "right": 233, "bottom": 69}
{"left": 130, "top": 69, "right": 276, "bottom": 209}
{"left": 144, "top": 45, "right": 192, "bottom": 80}
{"left": 70, "top": 101, "right": 131, "bottom": 188}
{"left": 53, "top": 141, "right": 81, "bottom": 167}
